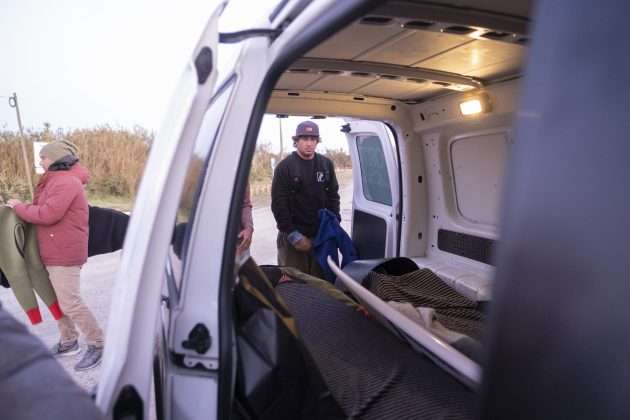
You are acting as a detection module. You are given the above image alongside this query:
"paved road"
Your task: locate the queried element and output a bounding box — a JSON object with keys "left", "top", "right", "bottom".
{"left": 0, "top": 251, "right": 118, "bottom": 391}
{"left": 0, "top": 169, "right": 353, "bottom": 393}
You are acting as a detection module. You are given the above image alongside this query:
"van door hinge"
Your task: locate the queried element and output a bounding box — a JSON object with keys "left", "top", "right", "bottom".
{"left": 340, "top": 123, "right": 351, "bottom": 133}
{"left": 195, "top": 47, "right": 213, "bottom": 84}
{"left": 219, "top": 29, "right": 282, "bottom": 43}
{"left": 182, "top": 323, "right": 211, "bottom": 354}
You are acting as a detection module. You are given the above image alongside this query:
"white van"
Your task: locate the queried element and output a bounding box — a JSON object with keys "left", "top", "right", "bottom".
{"left": 96, "top": 0, "right": 630, "bottom": 418}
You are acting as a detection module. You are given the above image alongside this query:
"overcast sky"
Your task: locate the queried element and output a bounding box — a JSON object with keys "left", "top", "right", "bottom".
{"left": 0, "top": 0, "right": 349, "bottom": 152}
{"left": 0, "top": 0, "right": 210, "bottom": 131}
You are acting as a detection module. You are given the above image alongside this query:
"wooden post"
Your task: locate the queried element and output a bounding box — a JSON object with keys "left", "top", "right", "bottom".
{"left": 278, "top": 117, "right": 284, "bottom": 160}
{"left": 11, "top": 92, "right": 34, "bottom": 200}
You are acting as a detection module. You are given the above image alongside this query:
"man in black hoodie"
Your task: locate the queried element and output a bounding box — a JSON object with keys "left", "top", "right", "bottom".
{"left": 271, "top": 121, "right": 340, "bottom": 278}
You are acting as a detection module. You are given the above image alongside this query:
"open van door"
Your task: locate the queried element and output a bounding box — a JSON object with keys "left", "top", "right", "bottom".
{"left": 98, "top": 1, "right": 382, "bottom": 418}
{"left": 96, "top": 3, "right": 225, "bottom": 418}
{"left": 344, "top": 120, "right": 400, "bottom": 259}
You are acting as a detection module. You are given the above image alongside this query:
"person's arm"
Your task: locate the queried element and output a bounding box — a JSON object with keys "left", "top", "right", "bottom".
{"left": 0, "top": 304, "right": 105, "bottom": 419}
{"left": 271, "top": 163, "right": 297, "bottom": 234}
{"left": 10, "top": 179, "right": 78, "bottom": 225}
{"left": 240, "top": 183, "right": 253, "bottom": 230}
{"left": 237, "top": 183, "right": 254, "bottom": 253}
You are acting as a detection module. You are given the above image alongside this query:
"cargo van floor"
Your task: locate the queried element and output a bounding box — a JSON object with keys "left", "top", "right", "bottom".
{"left": 276, "top": 281, "right": 475, "bottom": 419}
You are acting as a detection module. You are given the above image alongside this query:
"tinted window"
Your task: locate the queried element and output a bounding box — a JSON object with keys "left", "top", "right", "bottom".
{"left": 356, "top": 135, "right": 392, "bottom": 206}
{"left": 168, "top": 82, "right": 234, "bottom": 294}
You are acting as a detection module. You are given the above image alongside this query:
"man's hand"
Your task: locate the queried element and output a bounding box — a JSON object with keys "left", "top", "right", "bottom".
{"left": 6, "top": 198, "right": 22, "bottom": 209}
{"left": 236, "top": 227, "right": 253, "bottom": 254}
{"left": 293, "top": 236, "right": 312, "bottom": 252}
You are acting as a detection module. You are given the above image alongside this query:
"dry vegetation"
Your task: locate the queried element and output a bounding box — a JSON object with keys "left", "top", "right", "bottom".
{"left": 0, "top": 126, "right": 151, "bottom": 207}
{"left": 0, "top": 127, "right": 351, "bottom": 209}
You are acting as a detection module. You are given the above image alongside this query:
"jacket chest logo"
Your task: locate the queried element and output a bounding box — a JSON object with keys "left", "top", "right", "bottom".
{"left": 316, "top": 171, "right": 324, "bottom": 182}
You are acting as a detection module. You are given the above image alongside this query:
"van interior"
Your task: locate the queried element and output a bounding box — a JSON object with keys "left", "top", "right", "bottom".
{"left": 238, "top": 1, "right": 530, "bottom": 418}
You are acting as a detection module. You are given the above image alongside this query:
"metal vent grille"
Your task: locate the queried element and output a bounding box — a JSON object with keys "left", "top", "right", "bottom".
{"left": 437, "top": 229, "right": 495, "bottom": 265}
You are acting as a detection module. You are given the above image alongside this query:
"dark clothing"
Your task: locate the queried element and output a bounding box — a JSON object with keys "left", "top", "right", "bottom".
{"left": 271, "top": 152, "right": 340, "bottom": 237}
{"left": 88, "top": 206, "right": 129, "bottom": 257}
{"left": 0, "top": 303, "right": 104, "bottom": 420}
{"left": 276, "top": 231, "right": 324, "bottom": 280}
{"left": 313, "top": 208, "right": 358, "bottom": 283}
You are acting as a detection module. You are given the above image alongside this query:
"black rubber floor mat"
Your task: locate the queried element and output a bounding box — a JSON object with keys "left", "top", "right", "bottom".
{"left": 276, "top": 281, "right": 475, "bottom": 419}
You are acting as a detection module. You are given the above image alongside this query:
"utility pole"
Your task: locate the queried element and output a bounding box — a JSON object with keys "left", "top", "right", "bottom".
{"left": 9, "top": 92, "right": 34, "bottom": 200}
{"left": 278, "top": 117, "right": 284, "bottom": 160}
{"left": 277, "top": 114, "right": 288, "bottom": 159}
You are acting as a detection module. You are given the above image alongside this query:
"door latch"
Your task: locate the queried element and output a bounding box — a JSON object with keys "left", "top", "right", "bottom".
{"left": 182, "top": 323, "right": 211, "bottom": 354}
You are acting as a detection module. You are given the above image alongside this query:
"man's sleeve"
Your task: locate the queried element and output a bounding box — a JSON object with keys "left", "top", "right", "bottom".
{"left": 240, "top": 182, "right": 253, "bottom": 230}
{"left": 0, "top": 304, "right": 105, "bottom": 419}
{"left": 271, "top": 163, "right": 296, "bottom": 233}
{"left": 327, "top": 164, "right": 341, "bottom": 221}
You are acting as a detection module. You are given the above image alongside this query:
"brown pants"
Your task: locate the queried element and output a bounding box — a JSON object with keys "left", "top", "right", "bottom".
{"left": 47, "top": 265, "right": 104, "bottom": 347}
{"left": 276, "top": 232, "right": 324, "bottom": 279}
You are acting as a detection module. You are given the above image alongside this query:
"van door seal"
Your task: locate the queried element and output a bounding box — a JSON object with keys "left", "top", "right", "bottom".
{"left": 385, "top": 122, "right": 403, "bottom": 257}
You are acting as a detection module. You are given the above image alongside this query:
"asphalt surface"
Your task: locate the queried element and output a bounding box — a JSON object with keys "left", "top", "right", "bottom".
{"left": 0, "top": 251, "right": 118, "bottom": 392}
{"left": 0, "top": 169, "right": 353, "bottom": 396}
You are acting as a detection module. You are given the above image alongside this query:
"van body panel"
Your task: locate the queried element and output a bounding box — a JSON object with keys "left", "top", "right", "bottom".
{"left": 95, "top": 4, "right": 224, "bottom": 417}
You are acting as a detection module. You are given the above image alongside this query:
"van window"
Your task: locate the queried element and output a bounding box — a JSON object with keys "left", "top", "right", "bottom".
{"left": 169, "top": 82, "right": 235, "bottom": 292}
{"left": 356, "top": 134, "right": 392, "bottom": 206}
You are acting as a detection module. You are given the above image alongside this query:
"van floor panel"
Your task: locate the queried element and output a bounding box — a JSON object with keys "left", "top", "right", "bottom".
{"left": 276, "top": 281, "right": 475, "bottom": 419}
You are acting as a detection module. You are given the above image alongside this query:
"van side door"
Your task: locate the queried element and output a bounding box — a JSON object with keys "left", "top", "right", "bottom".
{"left": 344, "top": 120, "right": 400, "bottom": 258}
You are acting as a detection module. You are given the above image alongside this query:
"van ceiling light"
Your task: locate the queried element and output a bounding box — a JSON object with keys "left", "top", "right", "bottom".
{"left": 459, "top": 94, "right": 491, "bottom": 116}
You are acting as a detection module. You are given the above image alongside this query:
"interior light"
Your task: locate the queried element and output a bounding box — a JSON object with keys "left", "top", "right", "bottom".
{"left": 459, "top": 94, "right": 491, "bottom": 116}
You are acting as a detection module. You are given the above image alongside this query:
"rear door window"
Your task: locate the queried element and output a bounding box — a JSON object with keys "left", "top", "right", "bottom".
{"left": 356, "top": 134, "right": 392, "bottom": 206}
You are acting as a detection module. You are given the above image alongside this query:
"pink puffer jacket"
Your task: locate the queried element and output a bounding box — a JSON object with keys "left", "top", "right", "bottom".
{"left": 12, "top": 164, "right": 90, "bottom": 266}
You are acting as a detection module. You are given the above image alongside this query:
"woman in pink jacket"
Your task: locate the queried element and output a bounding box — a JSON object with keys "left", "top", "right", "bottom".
{"left": 8, "top": 140, "right": 104, "bottom": 371}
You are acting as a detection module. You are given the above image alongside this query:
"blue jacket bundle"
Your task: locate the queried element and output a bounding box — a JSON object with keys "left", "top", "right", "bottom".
{"left": 313, "top": 209, "right": 358, "bottom": 283}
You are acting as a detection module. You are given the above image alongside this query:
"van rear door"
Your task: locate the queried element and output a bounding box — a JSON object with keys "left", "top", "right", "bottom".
{"left": 344, "top": 120, "right": 400, "bottom": 258}
{"left": 95, "top": 3, "right": 225, "bottom": 418}
{"left": 98, "top": 1, "right": 387, "bottom": 418}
